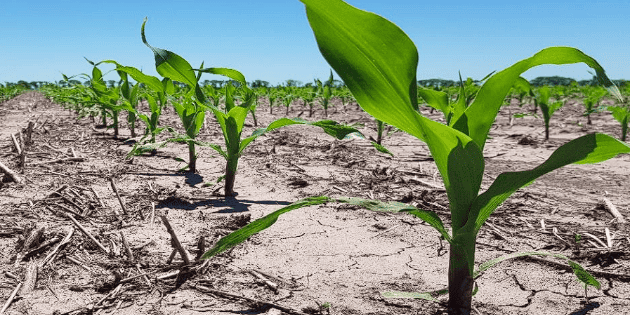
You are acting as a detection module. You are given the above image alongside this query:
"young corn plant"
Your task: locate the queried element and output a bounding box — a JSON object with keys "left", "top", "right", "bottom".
{"left": 535, "top": 86, "right": 565, "bottom": 141}
{"left": 316, "top": 71, "right": 334, "bottom": 117}
{"left": 115, "top": 66, "right": 174, "bottom": 144}
{"left": 582, "top": 86, "right": 608, "bottom": 125}
{"left": 300, "top": 83, "right": 318, "bottom": 117}
{"left": 84, "top": 59, "right": 124, "bottom": 138}
{"left": 141, "top": 18, "right": 389, "bottom": 195}
{"left": 201, "top": 1, "right": 630, "bottom": 314}
{"left": 609, "top": 92, "right": 630, "bottom": 141}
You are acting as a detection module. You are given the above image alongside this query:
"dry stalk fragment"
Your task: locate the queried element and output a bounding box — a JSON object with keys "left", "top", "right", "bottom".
{"left": 160, "top": 216, "right": 192, "bottom": 264}
{"left": 0, "top": 160, "right": 23, "bottom": 184}
{"left": 0, "top": 282, "right": 22, "bottom": 314}
{"left": 602, "top": 197, "right": 627, "bottom": 223}
{"left": 110, "top": 178, "right": 129, "bottom": 215}
{"left": 65, "top": 213, "right": 110, "bottom": 255}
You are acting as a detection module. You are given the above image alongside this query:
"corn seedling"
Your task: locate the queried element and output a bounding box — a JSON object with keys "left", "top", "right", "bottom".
{"left": 609, "top": 102, "right": 629, "bottom": 141}
{"left": 299, "top": 82, "right": 318, "bottom": 117}
{"left": 201, "top": 1, "right": 630, "bottom": 314}
{"left": 582, "top": 86, "right": 608, "bottom": 125}
{"left": 139, "top": 18, "right": 389, "bottom": 195}
{"left": 84, "top": 59, "right": 125, "bottom": 138}
{"left": 280, "top": 85, "right": 297, "bottom": 116}
{"left": 316, "top": 71, "right": 334, "bottom": 117}
{"left": 535, "top": 86, "right": 565, "bottom": 141}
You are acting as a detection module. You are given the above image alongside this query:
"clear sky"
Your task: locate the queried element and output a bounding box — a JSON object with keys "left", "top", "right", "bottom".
{"left": 1, "top": 0, "right": 628, "bottom": 86}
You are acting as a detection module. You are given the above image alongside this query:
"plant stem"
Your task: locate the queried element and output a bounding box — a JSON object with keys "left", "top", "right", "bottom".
{"left": 113, "top": 111, "right": 119, "bottom": 139}
{"left": 448, "top": 239, "right": 476, "bottom": 315}
{"left": 224, "top": 154, "right": 239, "bottom": 196}
{"left": 188, "top": 142, "right": 196, "bottom": 173}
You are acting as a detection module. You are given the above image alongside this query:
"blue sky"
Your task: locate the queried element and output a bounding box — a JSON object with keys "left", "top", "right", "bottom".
{"left": 1, "top": 0, "right": 628, "bottom": 85}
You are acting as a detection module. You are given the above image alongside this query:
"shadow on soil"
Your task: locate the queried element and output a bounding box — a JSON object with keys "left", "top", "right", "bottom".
{"left": 156, "top": 196, "right": 292, "bottom": 213}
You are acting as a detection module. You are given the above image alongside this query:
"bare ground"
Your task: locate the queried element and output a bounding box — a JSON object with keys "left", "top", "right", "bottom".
{"left": 0, "top": 91, "right": 629, "bottom": 315}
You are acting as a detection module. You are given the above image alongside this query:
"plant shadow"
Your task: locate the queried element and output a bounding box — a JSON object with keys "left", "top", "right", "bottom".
{"left": 156, "top": 195, "right": 292, "bottom": 213}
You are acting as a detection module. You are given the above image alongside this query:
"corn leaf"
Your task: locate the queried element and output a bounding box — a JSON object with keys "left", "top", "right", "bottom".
{"left": 468, "top": 133, "right": 630, "bottom": 232}
{"left": 141, "top": 18, "right": 197, "bottom": 88}
{"left": 418, "top": 87, "right": 449, "bottom": 118}
{"left": 301, "top": 0, "right": 485, "bottom": 230}
{"left": 452, "top": 47, "right": 621, "bottom": 151}
{"left": 474, "top": 251, "right": 600, "bottom": 290}
{"left": 336, "top": 197, "right": 451, "bottom": 242}
{"left": 197, "top": 67, "right": 251, "bottom": 93}
{"left": 201, "top": 196, "right": 332, "bottom": 259}
{"left": 300, "top": 0, "right": 422, "bottom": 139}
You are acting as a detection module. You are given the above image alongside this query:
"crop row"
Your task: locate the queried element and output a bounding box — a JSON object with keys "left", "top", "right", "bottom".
{"left": 3, "top": 1, "right": 630, "bottom": 314}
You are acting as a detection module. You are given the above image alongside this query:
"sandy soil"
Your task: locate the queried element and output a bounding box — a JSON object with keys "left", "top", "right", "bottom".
{"left": 0, "top": 91, "right": 629, "bottom": 315}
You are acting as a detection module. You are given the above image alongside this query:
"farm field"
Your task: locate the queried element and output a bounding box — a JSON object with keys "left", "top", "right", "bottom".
{"left": 0, "top": 89, "right": 629, "bottom": 315}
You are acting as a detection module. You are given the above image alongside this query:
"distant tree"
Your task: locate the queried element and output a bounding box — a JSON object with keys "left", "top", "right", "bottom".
{"left": 17, "top": 80, "right": 31, "bottom": 89}
{"left": 251, "top": 80, "right": 270, "bottom": 88}
{"left": 529, "top": 76, "right": 576, "bottom": 86}
{"left": 285, "top": 79, "right": 303, "bottom": 87}
{"left": 418, "top": 79, "right": 456, "bottom": 88}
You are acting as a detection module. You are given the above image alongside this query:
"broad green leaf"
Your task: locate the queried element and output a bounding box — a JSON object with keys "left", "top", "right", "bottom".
{"left": 114, "top": 64, "right": 164, "bottom": 93}
{"left": 141, "top": 18, "right": 198, "bottom": 89}
{"left": 417, "top": 87, "right": 449, "bottom": 117}
{"left": 197, "top": 67, "right": 251, "bottom": 93}
{"left": 452, "top": 47, "right": 621, "bottom": 151}
{"left": 568, "top": 261, "right": 600, "bottom": 290}
{"left": 194, "top": 140, "right": 228, "bottom": 159}
{"left": 610, "top": 106, "right": 629, "bottom": 124}
{"left": 301, "top": 0, "right": 485, "bottom": 230}
{"left": 512, "top": 76, "right": 532, "bottom": 95}
{"left": 228, "top": 106, "right": 250, "bottom": 135}
{"left": 300, "top": 0, "right": 423, "bottom": 140}
{"left": 238, "top": 117, "right": 381, "bottom": 155}
{"left": 336, "top": 197, "right": 451, "bottom": 242}
{"left": 201, "top": 196, "right": 332, "bottom": 259}
{"left": 468, "top": 133, "right": 630, "bottom": 232}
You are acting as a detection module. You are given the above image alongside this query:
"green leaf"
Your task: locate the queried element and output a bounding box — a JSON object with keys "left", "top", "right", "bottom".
{"left": 201, "top": 197, "right": 332, "bottom": 259}
{"left": 371, "top": 141, "right": 393, "bottom": 156}
{"left": 418, "top": 87, "right": 449, "bottom": 118}
{"left": 468, "top": 133, "right": 630, "bottom": 232}
{"left": 113, "top": 64, "right": 164, "bottom": 93}
{"left": 452, "top": 47, "right": 621, "bottom": 151}
{"left": 197, "top": 67, "right": 251, "bottom": 93}
{"left": 567, "top": 261, "right": 601, "bottom": 290}
{"left": 336, "top": 197, "right": 451, "bottom": 242}
{"left": 474, "top": 251, "right": 600, "bottom": 290}
{"left": 141, "top": 18, "right": 199, "bottom": 91}
{"left": 300, "top": 0, "right": 423, "bottom": 139}
{"left": 301, "top": 0, "right": 485, "bottom": 231}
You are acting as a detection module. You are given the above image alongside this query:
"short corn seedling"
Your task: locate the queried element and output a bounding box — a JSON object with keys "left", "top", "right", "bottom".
{"left": 535, "top": 86, "right": 565, "bottom": 141}
{"left": 139, "top": 18, "right": 389, "bottom": 195}
{"left": 609, "top": 101, "right": 629, "bottom": 141}
{"left": 316, "top": 71, "right": 334, "bottom": 117}
{"left": 201, "top": 1, "right": 630, "bottom": 314}
{"left": 101, "top": 61, "right": 174, "bottom": 144}
{"left": 84, "top": 59, "right": 125, "bottom": 138}
{"left": 582, "top": 86, "right": 608, "bottom": 125}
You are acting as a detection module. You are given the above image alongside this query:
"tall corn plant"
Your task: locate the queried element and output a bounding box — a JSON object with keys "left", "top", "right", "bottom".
{"left": 201, "top": 1, "right": 630, "bottom": 314}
